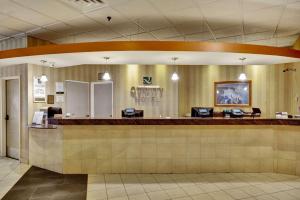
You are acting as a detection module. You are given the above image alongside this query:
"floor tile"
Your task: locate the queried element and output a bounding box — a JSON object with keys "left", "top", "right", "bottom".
{"left": 147, "top": 190, "right": 170, "bottom": 200}
{"left": 208, "top": 191, "right": 234, "bottom": 200}
{"left": 224, "top": 188, "right": 251, "bottom": 199}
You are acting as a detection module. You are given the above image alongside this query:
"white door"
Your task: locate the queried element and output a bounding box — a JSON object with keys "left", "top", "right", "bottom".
{"left": 91, "top": 82, "right": 113, "bottom": 118}
{"left": 65, "top": 81, "right": 90, "bottom": 117}
{"left": 6, "top": 79, "right": 20, "bottom": 159}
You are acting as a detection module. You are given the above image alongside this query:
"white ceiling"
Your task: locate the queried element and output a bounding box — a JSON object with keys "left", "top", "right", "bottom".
{"left": 0, "top": 51, "right": 299, "bottom": 67}
{"left": 0, "top": 0, "right": 299, "bottom": 47}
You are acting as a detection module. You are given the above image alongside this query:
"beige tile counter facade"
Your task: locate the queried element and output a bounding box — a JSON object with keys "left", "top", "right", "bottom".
{"left": 29, "top": 125, "right": 300, "bottom": 175}
{"left": 29, "top": 127, "right": 63, "bottom": 173}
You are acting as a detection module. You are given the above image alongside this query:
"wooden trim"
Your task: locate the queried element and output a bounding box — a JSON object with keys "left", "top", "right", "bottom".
{"left": 214, "top": 80, "right": 252, "bottom": 107}
{"left": 1, "top": 41, "right": 300, "bottom": 60}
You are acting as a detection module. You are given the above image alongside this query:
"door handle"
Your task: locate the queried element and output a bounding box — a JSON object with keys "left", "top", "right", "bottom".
{"left": 5, "top": 114, "right": 9, "bottom": 120}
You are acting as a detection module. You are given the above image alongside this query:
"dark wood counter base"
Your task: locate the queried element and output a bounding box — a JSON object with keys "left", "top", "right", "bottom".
{"left": 48, "top": 118, "right": 300, "bottom": 126}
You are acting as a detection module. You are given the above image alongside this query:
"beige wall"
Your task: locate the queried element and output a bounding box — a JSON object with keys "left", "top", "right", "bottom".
{"left": 27, "top": 64, "right": 55, "bottom": 124}
{"left": 37, "top": 63, "right": 295, "bottom": 118}
{"left": 283, "top": 62, "right": 300, "bottom": 116}
{"left": 179, "top": 64, "right": 290, "bottom": 117}
{"left": 52, "top": 64, "right": 179, "bottom": 118}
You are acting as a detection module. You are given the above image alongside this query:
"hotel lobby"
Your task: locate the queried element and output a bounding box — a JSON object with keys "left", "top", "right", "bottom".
{"left": 1, "top": 0, "right": 300, "bottom": 200}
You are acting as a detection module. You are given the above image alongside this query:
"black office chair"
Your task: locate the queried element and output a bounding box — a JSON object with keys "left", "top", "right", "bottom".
{"left": 251, "top": 108, "right": 261, "bottom": 118}
{"left": 47, "top": 107, "right": 62, "bottom": 118}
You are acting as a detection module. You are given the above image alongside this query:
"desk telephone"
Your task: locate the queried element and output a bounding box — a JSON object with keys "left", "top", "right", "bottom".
{"left": 223, "top": 109, "right": 245, "bottom": 118}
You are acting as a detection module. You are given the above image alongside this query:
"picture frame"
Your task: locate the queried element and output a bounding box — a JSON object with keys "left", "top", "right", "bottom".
{"left": 33, "top": 76, "right": 46, "bottom": 103}
{"left": 214, "top": 80, "right": 252, "bottom": 107}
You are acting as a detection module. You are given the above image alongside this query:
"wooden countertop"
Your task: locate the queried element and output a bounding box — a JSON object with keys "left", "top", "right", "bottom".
{"left": 48, "top": 117, "right": 300, "bottom": 126}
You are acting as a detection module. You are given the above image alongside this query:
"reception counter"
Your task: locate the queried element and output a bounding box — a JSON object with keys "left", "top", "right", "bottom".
{"left": 29, "top": 118, "right": 300, "bottom": 176}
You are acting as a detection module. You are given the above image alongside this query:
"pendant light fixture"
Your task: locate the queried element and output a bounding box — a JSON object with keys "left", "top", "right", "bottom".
{"left": 40, "top": 60, "right": 48, "bottom": 82}
{"left": 238, "top": 57, "right": 247, "bottom": 81}
{"left": 102, "top": 57, "right": 111, "bottom": 81}
{"left": 171, "top": 57, "right": 179, "bottom": 81}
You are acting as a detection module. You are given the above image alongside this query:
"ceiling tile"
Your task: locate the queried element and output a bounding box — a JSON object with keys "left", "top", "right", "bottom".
{"left": 65, "top": 15, "right": 105, "bottom": 32}
{"left": 216, "top": 35, "right": 243, "bottom": 43}
{"left": 200, "top": 0, "right": 241, "bottom": 18}
{"left": 164, "top": 7, "right": 203, "bottom": 25}
{"left": 185, "top": 32, "right": 214, "bottom": 41}
{"left": 243, "top": 0, "right": 287, "bottom": 11}
{"left": 127, "top": 32, "right": 156, "bottom": 41}
{"left": 206, "top": 14, "right": 242, "bottom": 30}
{"left": 136, "top": 17, "right": 171, "bottom": 32}
{"left": 214, "top": 25, "right": 243, "bottom": 38}
{"left": 244, "top": 25, "right": 273, "bottom": 35}
{"left": 244, "top": 6, "right": 283, "bottom": 31}
{"left": 0, "top": 26, "right": 19, "bottom": 36}
{"left": 148, "top": 0, "right": 196, "bottom": 12}
{"left": 12, "top": 0, "right": 80, "bottom": 21}
{"left": 112, "top": 0, "right": 158, "bottom": 20}
{"left": 277, "top": 17, "right": 300, "bottom": 36}
{"left": 244, "top": 31, "right": 274, "bottom": 42}
{"left": 282, "top": 1, "right": 300, "bottom": 19}
{"left": 174, "top": 20, "right": 208, "bottom": 35}
{"left": 110, "top": 21, "right": 143, "bottom": 36}
{"left": 150, "top": 27, "right": 181, "bottom": 39}
{"left": 0, "top": 16, "right": 37, "bottom": 32}
{"left": 44, "top": 22, "right": 74, "bottom": 34}
{"left": 89, "top": 27, "right": 121, "bottom": 39}
{"left": 1, "top": 0, "right": 56, "bottom": 26}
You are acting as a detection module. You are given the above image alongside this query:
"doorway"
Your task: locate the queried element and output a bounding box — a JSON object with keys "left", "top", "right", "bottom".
{"left": 2, "top": 78, "right": 20, "bottom": 160}
{"left": 91, "top": 81, "right": 113, "bottom": 118}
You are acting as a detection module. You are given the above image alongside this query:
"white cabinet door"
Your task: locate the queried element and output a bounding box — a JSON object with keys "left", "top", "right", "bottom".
{"left": 65, "top": 80, "right": 90, "bottom": 117}
{"left": 91, "top": 82, "right": 113, "bottom": 118}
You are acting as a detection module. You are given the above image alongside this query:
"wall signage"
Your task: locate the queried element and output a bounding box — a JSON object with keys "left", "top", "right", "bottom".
{"left": 33, "top": 76, "right": 46, "bottom": 103}
{"left": 143, "top": 76, "right": 152, "bottom": 85}
{"left": 55, "top": 82, "right": 64, "bottom": 94}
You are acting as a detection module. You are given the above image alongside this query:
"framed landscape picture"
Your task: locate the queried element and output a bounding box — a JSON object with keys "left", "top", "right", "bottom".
{"left": 214, "top": 81, "right": 252, "bottom": 107}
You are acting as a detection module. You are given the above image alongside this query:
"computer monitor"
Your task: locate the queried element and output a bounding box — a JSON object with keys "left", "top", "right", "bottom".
{"left": 122, "top": 108, "right": 144, "bottom": 118}
{"left": 191, "top": 107, "right": 214, "bottom": 118}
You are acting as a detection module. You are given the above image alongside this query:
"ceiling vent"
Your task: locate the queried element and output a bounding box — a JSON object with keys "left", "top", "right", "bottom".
{"left": 61, "top": 0, "right": 106, "bottom": 13}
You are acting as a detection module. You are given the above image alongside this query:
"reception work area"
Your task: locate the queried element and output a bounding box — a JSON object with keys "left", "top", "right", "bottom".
{"left": 1, "top": 1, "right": 300, "bottom": 200}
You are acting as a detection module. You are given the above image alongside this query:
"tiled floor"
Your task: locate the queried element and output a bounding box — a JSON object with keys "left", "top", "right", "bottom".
{"left": 0, "top": 157, "right": 30, "bottom": 199}
{"left": 2, "top": 166, "right": 88, "bottom": 200}
{"left": 2, "top": 157, "right": 300, "bottom": 200}
{"left": 87, "top": 173, "right": 300, "bottom": 200}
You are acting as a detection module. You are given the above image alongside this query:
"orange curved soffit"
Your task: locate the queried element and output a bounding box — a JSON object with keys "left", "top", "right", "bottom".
{"left": 0, "top": 41, "right": 300, "bottom": 59}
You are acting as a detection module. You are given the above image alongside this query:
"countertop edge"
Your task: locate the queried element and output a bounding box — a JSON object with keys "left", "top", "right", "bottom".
{"left": 48, "top": 118, "right": 300, "bottom": 126}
